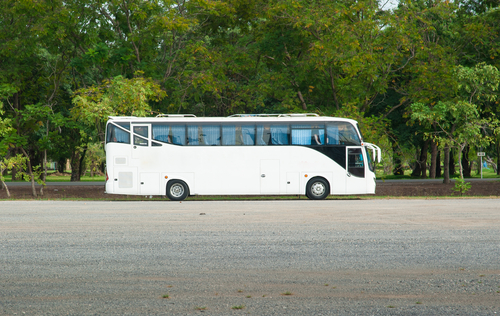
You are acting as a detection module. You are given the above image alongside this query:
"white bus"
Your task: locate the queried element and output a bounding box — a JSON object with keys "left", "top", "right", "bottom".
{"left": 104, "top": 114, "right": 381, "bottom": 201}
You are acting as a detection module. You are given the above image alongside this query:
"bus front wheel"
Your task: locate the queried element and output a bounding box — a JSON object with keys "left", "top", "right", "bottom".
{"left": 306, "top": 177, "right": 329, "bottom": 200}
{"left": 166, "top": 180, "right": 189, "bottom": 201}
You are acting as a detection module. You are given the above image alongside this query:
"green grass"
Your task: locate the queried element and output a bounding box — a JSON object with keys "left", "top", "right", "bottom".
{"left": 281, "top": 291, "right": 293, "bottom": 296}
{"left": 231, "top": 305, "right": 245, "bottom": 310}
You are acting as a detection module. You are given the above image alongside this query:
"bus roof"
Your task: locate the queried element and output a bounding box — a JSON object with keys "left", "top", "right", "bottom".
{"left": 107, "top": 114, "right": 359, "bottom": 125}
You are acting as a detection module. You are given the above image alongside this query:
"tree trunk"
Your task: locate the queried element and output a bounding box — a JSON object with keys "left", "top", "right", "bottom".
{"left": 411, "top": 140, "right": 429, "bottom": 178}
{"left": 57, "top": 158, "right": 66, "bottom": 173}
{"left": 429, "top": 140, "right": 438, "bottom": 179}
{"left": 392, "top": 141, "right": 404, "bottom": 175}
{"left": 297, "top": 91, "right": 307, "bottom": 110}
{"left": 11, "top": 148, "right": 18, "bottom": 181}
{"left": 443, "top": 146, "right": 451, "bottom": 184}
{"left": 458, "top": 146, "right": 464, "bottom": 180}
{"left": 436, "top": 150, "right": 442, "bottom": 177}
{"left": 20, "top": 147, "right": 37, "bottom": 197}
{"left": 79, "top": 148, "right": 87, "bottom": 177}
{"left": 449, "top": 148, "right": 456, "bottom": 177}
{"left": 70, "top": 151, "right": 81, "bottom": 182}
{"left": 1, "top": 179, "right": 10, "bottom": 198}
{"left": 411, "top": 146, "right": 422, "bottom": 177}
{"left": 420, "top": 139, "right": 429, "bottom": 179}
{"left": 461, "top": 145, "right": 471, "bottom": 178}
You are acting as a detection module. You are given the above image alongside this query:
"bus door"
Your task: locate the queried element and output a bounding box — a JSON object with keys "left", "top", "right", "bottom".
{"left": 346, "top": 147, "right": 367, "bottom": 194}
{"left": 131, "top": 124, "right": 150, "bottom": 159}
{"left": 260, "top": 159, "right": 280, "bottom": 194}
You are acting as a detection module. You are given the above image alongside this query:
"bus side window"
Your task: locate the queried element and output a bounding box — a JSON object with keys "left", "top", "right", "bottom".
{"left": 133, "top": 126, "right": 149, "bottom": 146}
{"left": 256, "top": 125, "right": 270, "bottom": 145}
{"left": 291, "top": 124, "right": 324, "bottom": 146}
{"left": 241, "top": 125, "right": 255, "bottom": 145}
{"left": 106, "top": 123, "right": 130, "bottom": 144}
{"left": 202, "top": 125, "right": 220, "bottom": 146}
{"left": 171, "top": 125, "right": 186, "bottom": 145}
{"left": 222, "top": 125, "right": 236, "bottom": 145}
{"left": 187, "top": 125, "right": 200, "bottom": 145}
{"left": 270, "top": 125, "right": 289, "bottom": 145}
{"left": 326, "top": 124, "right": 339, "bottom": 145}
{"left": 152, "top": 124, "right": 171, "bottom": 143}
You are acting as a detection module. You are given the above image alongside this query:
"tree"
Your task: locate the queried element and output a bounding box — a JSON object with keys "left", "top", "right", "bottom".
{"left": 411, "top": 63, "right": 500, "bottom": 183}
{"left": 71, "top": 72, "right": 166, "bottom": 140}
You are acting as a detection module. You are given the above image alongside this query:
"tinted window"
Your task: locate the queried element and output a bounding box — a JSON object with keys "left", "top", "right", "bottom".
{"left": 106, "top": 123, "right": 130, "bottom": 144}
{"left": 256, "top": 124, "right": 271, "bottom": 145}
{"left": 291, "top": 124, "right": 324, "bottom": 145}
{"left": 327, "top": 122, "right": 361, "bottom": 145}
{"left": 240, "top": 125, "right": 255, "bottom": 146}
{"left": 201, "top": 125, "right": 220, "bottom": 145}
{"left": 133, "top": 126, "right": 148, "bottom": 146}
{"left": 222, "top": 125, "right": 236, "bottom": 145}
{"left": 270, "top": 125, "right": 289, "bottom": 145}
{"left": 348, "top": 148, "right": 365, "bottom": 178}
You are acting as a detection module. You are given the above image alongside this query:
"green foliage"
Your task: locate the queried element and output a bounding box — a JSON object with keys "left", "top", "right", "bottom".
{"left": 72, "top": 71, "right": 166, "bottom": 126}
{"left": 452, "top": 178, "right": 472, "bottom": 196}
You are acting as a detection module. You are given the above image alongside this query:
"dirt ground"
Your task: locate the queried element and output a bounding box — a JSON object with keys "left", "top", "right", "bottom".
{"left": 1, "top": 180, "right": 500, "bottom": 200}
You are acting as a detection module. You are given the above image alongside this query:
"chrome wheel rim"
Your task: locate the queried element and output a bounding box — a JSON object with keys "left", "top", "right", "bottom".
{"left": 311, "top": 182, "right": 326, "bottom": 197}
{"left": 170, "top": 184, "right": 185, "bottom": 197}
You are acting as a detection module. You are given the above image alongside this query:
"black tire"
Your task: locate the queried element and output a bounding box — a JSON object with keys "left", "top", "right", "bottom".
{"left": 166, "top": 180, "right": 189, "bottom": 201}
{"left": 306, "top": 177, "right": 329, "bottom": 200}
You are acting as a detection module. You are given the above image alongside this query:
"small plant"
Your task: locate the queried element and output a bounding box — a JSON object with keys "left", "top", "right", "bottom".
{"left": 237, "top": 289, "right": 243, "bottom": 293}
{"left": 281, "top": 291, "right": 293, "bottom": 296}
{"left": 195, "top": 306, "right": 207, "bottom": 311}
{"left": 262, "top": 295, "right": 266, "bottom": 297}
{"left": 162, "top": 294, "right": 170, "bottom": 299}
{"left": 452, "top": 178, "right": 471, "bottom": 196}
{"left": 416, "top": 301, "right": 422, "bottom": 304}
{"left": 232, "top": 305, "right": 245, "bottom": 310}
{"left": 324, "top": 283, "right": 329, "bottom": 286}
{"left": 387, "top": 305, "right": 396, "bottom": 308}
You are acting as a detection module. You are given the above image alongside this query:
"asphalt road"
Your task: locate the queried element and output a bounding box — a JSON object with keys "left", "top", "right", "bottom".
{"left": 1, "top": 200, "right": 499, "bottom": 315}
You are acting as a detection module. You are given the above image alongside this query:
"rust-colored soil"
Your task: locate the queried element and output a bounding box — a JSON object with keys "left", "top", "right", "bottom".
{"left": 2, "top": 180, "right": 499, "bottom": 200}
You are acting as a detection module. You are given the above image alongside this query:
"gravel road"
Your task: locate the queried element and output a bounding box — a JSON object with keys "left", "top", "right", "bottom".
{"left": 1, "top": 200, "right": 499, "bottom": 315}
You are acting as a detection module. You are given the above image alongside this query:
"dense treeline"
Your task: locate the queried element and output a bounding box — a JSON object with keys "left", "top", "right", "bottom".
{"left": 1, "top": 0, "right": 499, "bottom": 195}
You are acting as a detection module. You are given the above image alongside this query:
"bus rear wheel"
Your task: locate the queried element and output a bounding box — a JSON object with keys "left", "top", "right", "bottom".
{"left": 166, "top": 180, "right": 189, "bottom": 201}
{"left": 306, "top": 177, "right": 329, "bottom": 200}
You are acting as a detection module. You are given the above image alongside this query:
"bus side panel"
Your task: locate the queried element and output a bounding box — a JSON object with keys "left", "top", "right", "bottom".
{"left": 186, "top": 147, "right": 261, "bottom": 195}
{"left": 279, "top": 147, "right": 345, "bottom": 195}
